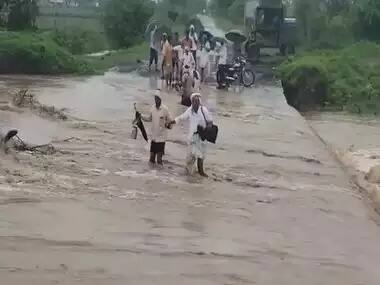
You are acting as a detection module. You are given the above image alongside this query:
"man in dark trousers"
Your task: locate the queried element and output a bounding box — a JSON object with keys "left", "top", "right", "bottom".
{"left": 141, "top": 90, "right": 173, "bottom": 167}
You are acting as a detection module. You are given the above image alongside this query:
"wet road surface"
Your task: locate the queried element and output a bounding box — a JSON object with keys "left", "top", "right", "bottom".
{"left": 0, "top": 73, "right": 380, "bottom": 284}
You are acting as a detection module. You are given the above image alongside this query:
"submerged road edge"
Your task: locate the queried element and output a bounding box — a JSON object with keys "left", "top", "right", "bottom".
{"left": 306, "top": 121, "right": 380, "bottom": 215}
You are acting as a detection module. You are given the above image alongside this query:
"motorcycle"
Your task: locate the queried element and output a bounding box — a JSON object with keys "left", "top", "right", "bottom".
{"left": 216, "top": 56, "right": 255, "bottom": 89}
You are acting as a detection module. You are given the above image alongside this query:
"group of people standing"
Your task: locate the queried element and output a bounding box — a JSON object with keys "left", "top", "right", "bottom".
{"left": 143, "top": 23, "right": 223, "bottom": 177}
{"left": 149, "top": 24, "right": 228, "bottom": 88}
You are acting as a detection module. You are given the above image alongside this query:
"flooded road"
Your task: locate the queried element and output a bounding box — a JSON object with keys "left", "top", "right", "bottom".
{"left": 308, "top": 113, "right": 380, "bottom": 171}
{"left": 1, "top": 72, "right": 380, "bottom": 284}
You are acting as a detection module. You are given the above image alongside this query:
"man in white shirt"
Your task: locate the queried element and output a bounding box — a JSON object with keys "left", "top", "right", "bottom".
{"left": 141, "top": 90, "right": 173, "bottom": 167}
{"left": 189, "top": 25, "right": 198, "bottom": 67}
{"left": 218, "top": 41, "right": 228, "bottom": 65}
{"left": 198, "top": 43, "right": 209, "bottom": 82}
{"left": 169, "top": 93, "right": 213, "bottom": 176}
{"left": 149, "top": 25, "right": 159, "bottom": 71}
{"left": 182, "top": 46, "right": 195, "bottom": 71}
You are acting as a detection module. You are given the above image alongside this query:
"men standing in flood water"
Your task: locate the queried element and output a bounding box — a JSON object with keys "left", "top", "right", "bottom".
{"left": 169, "top": 93, "right": 213, "bottom": 177}
{"left": 140, "top": 91, "right": 173, "bottom": 167}
{"left": 162, "top": 35, "right": 173, "bottom": 88}
{"left": 189, "top": 25, "right": 198, "bottom": 67}
{"left": 149, "top": 25, "right": 159, "bottom": 72}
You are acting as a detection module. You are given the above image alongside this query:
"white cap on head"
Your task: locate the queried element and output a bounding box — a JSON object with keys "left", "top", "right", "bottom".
{"left": 154, "top": 89, "right": 161, "bottom": 99}
{"left": 190, "top": 92, "right": 201, "bottom": 101}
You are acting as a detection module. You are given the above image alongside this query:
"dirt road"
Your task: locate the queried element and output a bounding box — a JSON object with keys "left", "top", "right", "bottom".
{"left": 0, "top": 72, "right": 380, "bottom": 284}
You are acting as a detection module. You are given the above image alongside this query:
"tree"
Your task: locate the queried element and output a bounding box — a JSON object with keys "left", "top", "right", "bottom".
{"left": 157, "top": 0, "right": 206, "bottom": 22}
{"left": 0, "top": 0, "right": 8, "bottom": 9}
{"left": 209, "top": 0, "right": 235, "bottom": 16}
{"left": 295, "top": 0, "right": 320, "bottom": 43}
{"left": 357, "top": 0, "right": 380, "bottom": 41}
{"left": 228, "top": 0, "right": 247, "bottom": 24}
{"left": 104, "top": 0, "right": 154, "bottom": 48}
{"left": 7, "top": 0, "right": 39, "bottom": 30}
{"left": 294, "top": 0, "right": 380, "bottom": 46}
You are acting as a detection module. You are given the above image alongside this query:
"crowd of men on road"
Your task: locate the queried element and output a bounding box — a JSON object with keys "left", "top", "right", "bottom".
{"left": 148, "top": 24, "right": 227, "bottom": 88}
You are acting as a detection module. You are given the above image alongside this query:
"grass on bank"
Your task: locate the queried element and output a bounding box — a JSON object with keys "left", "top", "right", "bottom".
{"left": 0, "top": 31, "right": 93, "bottom": 74}
{"left": 52, "top": 29, "right": 109, "bottom": 55}
{"left": 0, "top": 30, "right": 149, "bottom": 74}
{"left": 279, "top": 42, "right": 380, "bottom": 114}
{"left": 80, "top": 42, "right": 148, "bottom": 73}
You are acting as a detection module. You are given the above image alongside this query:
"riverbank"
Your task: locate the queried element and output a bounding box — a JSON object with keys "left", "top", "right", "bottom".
{"left": 279, "top": 42, "right": 380, "bottom": 115}
{"left": 0, "top": 32, "right": 93, "bottom": 74}
{"left": 79, "top": 42, "right": 148, "bottom": 73}
{"left": 0, "top": 31, "right": 148, "bottom": 75}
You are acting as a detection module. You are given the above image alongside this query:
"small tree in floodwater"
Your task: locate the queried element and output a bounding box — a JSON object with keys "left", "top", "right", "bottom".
{"left": 103, "top": 0, "right": 154, "bottom": 48}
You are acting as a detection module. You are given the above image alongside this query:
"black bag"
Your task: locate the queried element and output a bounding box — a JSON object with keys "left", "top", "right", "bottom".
{"left": 200, "top": 107, "right": 218, "bottom": 144}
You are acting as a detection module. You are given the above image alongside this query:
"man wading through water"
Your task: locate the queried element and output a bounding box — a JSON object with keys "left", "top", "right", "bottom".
{"left": 140, "top": 91, "right": 173, "bottom": 167}
{"left": 169, "top": 93, "right": 212, "bottom": 177}
{"left": 149, "top": 25, "right": 159, "bottom": 72}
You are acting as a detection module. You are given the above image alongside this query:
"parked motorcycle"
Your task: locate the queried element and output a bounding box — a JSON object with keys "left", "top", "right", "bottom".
{"left": 216, "top": 56, "right": 255, "bottom": 89}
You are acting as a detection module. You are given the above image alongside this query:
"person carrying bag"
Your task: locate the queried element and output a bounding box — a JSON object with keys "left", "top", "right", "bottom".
{"left": 198, "top": 106, "right": 218, "bottom": 144}
{"left": 169, "top": 93, "right": 217, "bottom": 177}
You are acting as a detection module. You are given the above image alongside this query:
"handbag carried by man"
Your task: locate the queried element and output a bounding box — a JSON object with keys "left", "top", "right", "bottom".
{"left": 198, "top": 107, "right": 218, "bottom": 144}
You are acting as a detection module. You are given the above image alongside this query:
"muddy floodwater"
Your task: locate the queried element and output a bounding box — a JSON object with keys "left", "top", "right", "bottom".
{"left": 1, "top": 72, "right": 380, "bottom": 285}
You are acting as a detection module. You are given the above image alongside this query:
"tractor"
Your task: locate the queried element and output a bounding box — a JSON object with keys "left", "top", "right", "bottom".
{"left": 244, "top": 0, "right": 297, "bottom": 60}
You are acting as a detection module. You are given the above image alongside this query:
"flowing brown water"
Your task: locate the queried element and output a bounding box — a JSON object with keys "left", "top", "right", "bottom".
{"left": 0, "top": 68, "right": 380, "bottom": 284}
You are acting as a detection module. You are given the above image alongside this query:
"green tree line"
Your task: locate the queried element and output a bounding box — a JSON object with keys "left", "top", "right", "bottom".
{"left": 209, "top": 0, "right": 246, "bottom": 24}
{"left": 0, "top": 0, "right": 38, "bottom": 30}
{"left": 295, "top": 0, "right": 380, "bottom": 48}
{"left": 209, "top": 0, "right": 380, "bottom": 46}
{"left": 104, "top": 0, "right": 207, "bottom": 48}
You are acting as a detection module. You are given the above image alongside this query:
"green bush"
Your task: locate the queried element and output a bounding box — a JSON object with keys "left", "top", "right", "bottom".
{"left": 53, "top": 29, "right": 109, "bottom": 55}
{"left": 104, "top": 0, "right": 153, "bottom": 48}
{"left": 279, "top": 42, "right": 380, "bottom": 114}
{"left": 279, "top": 54, "right": 329, "bottom": 110}
{"left": 0, "top": 32, "right": 93, "bottom": 74}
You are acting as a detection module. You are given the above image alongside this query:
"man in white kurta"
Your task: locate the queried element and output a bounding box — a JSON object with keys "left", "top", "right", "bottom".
{"left": 171, "top": 93, "right": 212, "bottom": 176}
{"left": 141, "top": 91, "right": 173, "bottom": 166}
